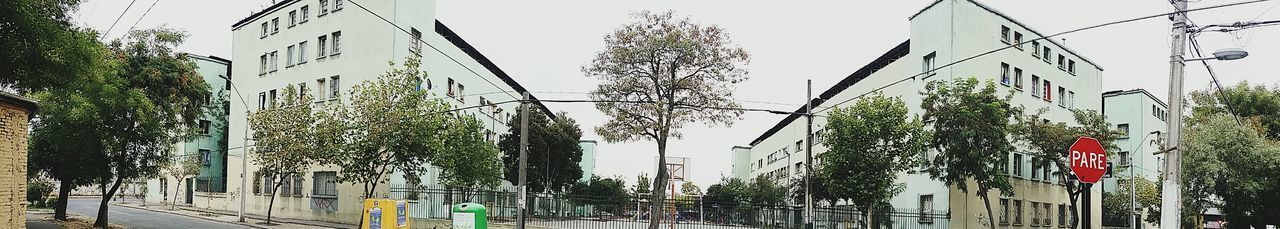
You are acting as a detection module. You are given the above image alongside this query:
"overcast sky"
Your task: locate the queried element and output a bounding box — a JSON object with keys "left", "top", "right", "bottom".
{"left": 73, "top": 0, "right": 1280, "bottom": 189}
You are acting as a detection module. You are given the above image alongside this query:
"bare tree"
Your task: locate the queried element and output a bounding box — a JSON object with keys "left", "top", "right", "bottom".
{"left": 165, "top": 155, "right": 202, "bottom": 209}
{"left": 583, "top": 10, "right": 750, "bottom": 228}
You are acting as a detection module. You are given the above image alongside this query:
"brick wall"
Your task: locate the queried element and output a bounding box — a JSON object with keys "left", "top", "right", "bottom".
{"left": 0, "top": 100, "right": 33, "bottom": 227}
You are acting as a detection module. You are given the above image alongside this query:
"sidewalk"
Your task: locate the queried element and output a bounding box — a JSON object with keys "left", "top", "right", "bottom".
{"left": 109, "top": 201, "right": 358, "bottom": 229}
{"left": 25, "top": 209, "right": 123, "bottom": 229}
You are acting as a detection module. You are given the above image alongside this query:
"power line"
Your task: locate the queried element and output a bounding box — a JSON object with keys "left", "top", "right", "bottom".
{"left": 101, "top": 0, "right": 139, "bottom": 39}
{"left": 1187, "top": 35, "right": 1246, "bottom": 126}
{"left": 815, "top": 0, "right": 1271, "bottom": 114}
{"left": 345, "top": 0, "right": 519, "bottom": 100}
{"left": 124, "top": 0, "right": 160, "bottom": 36}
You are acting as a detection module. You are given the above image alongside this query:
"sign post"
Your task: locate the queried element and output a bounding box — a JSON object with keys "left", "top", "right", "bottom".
{"left": 1070, "top": 137, "right": 1107, "bottom": 229}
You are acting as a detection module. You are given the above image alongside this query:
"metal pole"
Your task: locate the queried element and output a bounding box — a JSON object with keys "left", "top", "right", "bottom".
{"left": 804, "top": 79, "right": 814, "bottom": 229}
{"left": 219, "top": 74, "right": 251, "bottom": 223}
{"left": 518, "top": 92, "right": 530, "bottom": 229}
{"left": 1161, "top": 0, "right": 1188, "bottom": 228}
{"left": 1084, "top": 183, "right": 1094, "bottom": 229}
{"left": 1131, "top": 148, "right": 1137, "bottom": 229}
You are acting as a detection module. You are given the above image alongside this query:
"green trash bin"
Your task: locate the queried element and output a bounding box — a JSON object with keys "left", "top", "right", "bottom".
{"left": 451, "top": 203, "right": 487, "bottom": 229}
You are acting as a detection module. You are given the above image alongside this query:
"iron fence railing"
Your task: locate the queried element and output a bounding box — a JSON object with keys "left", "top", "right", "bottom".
{"left": 388, "top": 184, "right": 949, "bottom": 229}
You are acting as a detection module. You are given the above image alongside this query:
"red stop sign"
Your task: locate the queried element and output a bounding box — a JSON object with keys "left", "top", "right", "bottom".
{"left": 1069, "top": 137, "right": 1107, "bottom": 184}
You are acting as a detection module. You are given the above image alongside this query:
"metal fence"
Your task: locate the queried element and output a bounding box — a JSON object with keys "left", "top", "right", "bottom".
{"left": 389, "top": 185, "right": 949, "bottom": 229}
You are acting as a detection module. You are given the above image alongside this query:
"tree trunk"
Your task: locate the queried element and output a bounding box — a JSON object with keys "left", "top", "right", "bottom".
{"left": 94, "top": 176, "right": 124, "bottom": 227}
{"left": 979, "top": 190, "right": 997, "bottom": 229}
{"left": 172, "top": 177, "right": 182, "bottom": 209}
{"left": 54, "top": 179, "right": 72, "bottom": 220}
{"left": 266, "top": 176, "right": 284, "bottom": 225}
{"left": 648, "top": 138, "right": 669, "bottom": 229}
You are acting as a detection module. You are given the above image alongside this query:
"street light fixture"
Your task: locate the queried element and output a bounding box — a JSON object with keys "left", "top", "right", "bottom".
{"left": 217, "top": 74, "right": 252, "bottom": 223}
{"left": 1183, "top": 48, "right": 1249, "bottom": 62}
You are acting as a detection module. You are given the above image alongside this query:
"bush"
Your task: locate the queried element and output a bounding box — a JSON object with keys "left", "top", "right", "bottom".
{"left": 27, "top": 178, "right": 55, "bottom": 207}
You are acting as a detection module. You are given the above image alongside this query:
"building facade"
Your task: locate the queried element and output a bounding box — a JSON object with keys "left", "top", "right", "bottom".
{"left": 733, "top": 0, "right": 1103, "bottom": 228}
{"left": 145, "top": 54, "right": 232, "bottom": 206}
{"left": 1100, "top": 89, "right": 1166, "bottom": 192}
{"left": 222, "top": 0, "right": 553, "bottom": 224}
{"left": 0, "top": 92, "right": 37, "bottom": 228}
{"left": 579, "top": 140, "right": 598, "bottom": 182}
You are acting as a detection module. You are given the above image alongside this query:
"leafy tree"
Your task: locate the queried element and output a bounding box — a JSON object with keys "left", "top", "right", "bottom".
{"left": 1102, "top": 177, "right": 1160, "bottom": 226}
{"left": 633, "top": 173, "right": 652, "bottom": 195}
{"left": 819, "top": 94, "right": 928, "bottom": 218}
{"left": 1, "top": 0, "right": 104, "bottom": 92}
{"left": 920, "top": 78, "right": 1016, "bottom": 229}
{"left": 748, "top": 176, "right": 787, "bottom": 206}
{"left": 680, "top": 182, "right": 702, "bottom": 196}
{"left": 788, "top": 173, "right": 835, "bottom": 206}
{"left": 29, "top": 83, "right": 113, "bottom": 220}
{"left": 248, "top": 85, "right": 321, "bottom": 224}
{"left": 705, "top": 177, "right": 751, "bottom": 224}
{"left": 583, "top": 10, "right": 750, "bottom": 228}
{"left": 1012, "top": 109, "right": 1122, "bottom": 228}
{"left": 1180, "top": 113, "right": 1280, "bottom": 228}
{"left": 434, "top": 115, "right": 503, "bottom": 193}
{"left": 164, "top": 155, "right": 203, "bottom": 209}
{"left": 568, "top": 176, "right": 631, "bottom": 215}
{"left": 499, "top": 109, "right": 584, "bottom": 193}
{"left": 1188, "top": 82, "right": 1280, "bottom": 139}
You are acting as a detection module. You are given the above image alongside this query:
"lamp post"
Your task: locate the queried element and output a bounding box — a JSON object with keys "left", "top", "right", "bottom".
{"left": 218, "top": 75, "right": 252, "bottom": 223}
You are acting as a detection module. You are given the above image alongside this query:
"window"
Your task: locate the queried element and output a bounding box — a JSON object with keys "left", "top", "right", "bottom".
{"left": 922, "top": 52, "right": 936, "bottom": 75}
{"left": 1068, "top": 60, "right": 1077, "bottom": 75}
{"left": 298, "top": 82, "right": 308, "bottom": 97}
{"left": 794, "top": 140, "right": 803, "bottom": 153}
{"left": 279, "top": 174, "right": 293, "bottom": 197}
{"left": 1043, "top": 47, "right": 1052, "bottom": 63}
{"left": 1119, "top": 151, "right": 1131, "bottom": 166}
{"left": 289, "top": 10, "right": 297, "bottom": 27}
{"left": 447, "top": 78, "right": 456, "bottom": 97}
{"left": 298, "top": 41, "right": 308, "bottom": 64}
{"left": 1117, "top": 123, "right": 1130, "bottom": 138}
{"left": 1014, "top": 200, "right": 1023, "bottom": 225}
{"left": 1043, "top": 203, "right": 1053, "bottom": 226}
{"left": 1044, "top": 80, "right": 1053, "bottom": 102}
{"left": 261, "top": 22, "right": 268, "bottom": 38}
{"left": 257, "top": 92, "right": 266, "bottom": 110}
{"left": 270, "top": 51, "right": 278, "bottom": 72}
{"left": 1031, "top": 75, "right": 1041, "bottom": 97}
{"left": 286, "top": 45, "right": 296, "bottom": 67}
{"left": 330, "top": 31, "right": 341, "bottom": 55}
{"left": 258, "top": 172, "right": 274, "bottom": 195}
{"left": 1014, "top": 68, "right": 1024, "bottom": 89}
{"left": 1032, "top": 202, "right": 1040, "bottom": 225}
{"left": 1032, "top": 41, "right": 1041, "bottom": 57}
{"left": 1000, "top": 63, "right": 1010, "bottom": 86}
{"left": 329, "top": 76, "right": 340, "bottom": 99}
{"left": 199, "top": 120, "right": 211, "bottom": 135}
{"left": 317, "top": 35, "right": 327, "bottom": 58}
{"left": 268, "top": 89, "right": 277, "bottom": 108}
{"left": 794, "top": 162, "right": 803, "bottom": 175}
{"left": 1000, "top": 199, "right": 1010, "bottom": 224}
{"left": 300, "top": 6, "right": 309, "bottom": 23}
{"left": 333, "top": 0, "right": 343, "bottom": 11}
{"left": 919, "top": 195, "right": 934, "bottom": 222}
{"left": 293, "top": 174, "right": 304, "bottom": 197}
{"left": 1058, "top": 54, "right": 1067, "bottom": 70}
{"left": 1012, "top": 153, "right": 1023, "bottom": 177}
{"left": 1058, "top": 204, "right": 1067, "bottom": 226}
{"left": 1014, "top": 32, "right": 1024, "bottom": 49}
{"left": 271, "top": 18, "right": 279, "bottom": 34}
{"left": 198, "top": 149, "right": 211, "bottom": 165}
{"left": 1001, "top": 26, "right": 1011, "bottom": 43}
{"left": 457, "top": 84, "right": 465, "bottom": 103}
{"left": 316, "top": 78, "right": 327, "bottom": 100}
{"left": 757, "top": 159, "right": 763, "bottom": 169}
{"left": 313, "top": 171, "right": 338, "bottom": 197}
{"left": 1069, "top": 91, "right": 1075, "bottom": 108}
{"left": 1031, "top": 160, "right": 1040, "bottom": 180}
{"left": 259, "top": 54, "right": 267, "bottom": 75}
{"left": 319, "top": 0, "right": 329, "bottom": 16}
{"left": 410, "top": 28, "right": 422, "bottom": 54}
{"left": 1058, "top": 87, "right": 1066, "bottom": 107}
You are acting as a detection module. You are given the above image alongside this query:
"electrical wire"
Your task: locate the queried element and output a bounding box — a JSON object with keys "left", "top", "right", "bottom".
{"left": 124, "top": 0, "right": 160, "bottom": 36}
{"left": 1187, "top": 34, "right": 1246, "bottom": 126}
{"left": 100, "top": 0, "right": 139, "bottom": 39}
{"left": 816, "top": 0, "right": 1271, "bottom": 114}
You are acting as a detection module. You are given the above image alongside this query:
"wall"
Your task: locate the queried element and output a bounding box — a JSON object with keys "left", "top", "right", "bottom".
{"left": 578, "top": 140, "right": 597, "bottom": 182}
{"left": 0, "top": 93, "right": 36, "bottom": 228}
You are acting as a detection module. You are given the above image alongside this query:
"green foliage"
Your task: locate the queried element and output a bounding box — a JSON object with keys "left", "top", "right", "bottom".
{"left": 1101, "top": 178, "right": 1160, "bottom": 226}
{"left": 499, "top": 109, "right": 584, "bottom": 193}
{"left": 1189, "top": 82, "right": 1280, "bottom": 139}
{"left": 567, "top": 176, "right": 631, "bottom": 215}
{"left": 819, "top": 94, "right": 928, "bottom": 210}
{"left": 1012, "top": 109, "right": 1122, "bottom": 228}
{"left": 0, "top": 0, "right": 104, "bottom": 92}
{"left": 748, "top": 175, "right": 787, "bottom": 206}
{"left": 26, "top": 178, "right": 55, "bottom": 207}
{"left": 633, "top": 173, "right": 652, "bottom": 195}
{"left": 788, "top": 173, "right": 835, "bottom": 206}
{"left": 247, "top": 85, "right": 320, "bottom": 223}
{"left": 680, "top": 181, "right": 702, "bottom": 196}
{"left": 165, "top": 155, "right": 203, "bottom": 207}
{"left": 433, "top": 116, "right": 503, "bottom": 190}
{"left": 1181, "top": 113, "right": 1280, "bottom": 227}
{"left": 920, "top": 77, "right": 1017, "bottom": 229}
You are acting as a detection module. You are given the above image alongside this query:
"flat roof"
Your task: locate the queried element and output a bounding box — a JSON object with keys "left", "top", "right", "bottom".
{"left": 435, "top": 20, "right": 556, "bottom": 119}
{"left": 231, "top": 0, "right": 301, "bottom": 30}
{"left": 909, "top": 0, "right": 1103, "bottom": 71}
{"left": 748, "top": 40, "right": 911, "bottom": 147}
{"left": 1103, "top": 88, "right": 1167, "bottom": 109}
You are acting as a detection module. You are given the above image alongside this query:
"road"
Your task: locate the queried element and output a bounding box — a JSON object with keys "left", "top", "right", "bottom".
{"left": 66, "top": 198, "right": 250, "bottom": 229}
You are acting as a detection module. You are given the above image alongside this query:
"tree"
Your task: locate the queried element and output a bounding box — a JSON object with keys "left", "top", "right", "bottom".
{"left": 164, "top": 155, "right": 202, "bottom": 209}
{"left": 434, "top": 115, "right": 504, "bottom": 194}
{"left": 920, "top": 78, "right": 1016, "bottom": 229}
{"left": 680, "top": 182, "right": 702, "bottom": 196}
{"left": 748, "top": 176, "right": 787, "bottom": 206}
{"left": 788, "top": 173, "right": 835, "bottom": 206}
{"left": 1188, "top": 82, "right": 1280, "bottom": 139}
{"left": 819, "top": 94, "right": 928, "bottom": 218}
{"left": 248, "top": 85, "right": 321, "bottom": 224}
{"left": 583, "top": 10, "right": 750, "bottom": 228}
{"left": 1, "top": 0, "right": 104, "bottom": 92}
{"left": 28, "top": 83, "right": 113, "bottom": 220}
{"left": 568, "top": 176, "right": 631, "bottom": 215}
{"left": 1180, "top": 113, "right": 1280, "bottom": 228}
{"left": 1013, "top": 109, "right": 1122, "bottom": 228}
{"left": 499, "top": 109, "right": 584, "bottom": 193}
{"left": 1102, "top": 177, "right": 1160, "bottom": 226}
{"left": 633, "top": 173, "right": 652, "bottom": 195}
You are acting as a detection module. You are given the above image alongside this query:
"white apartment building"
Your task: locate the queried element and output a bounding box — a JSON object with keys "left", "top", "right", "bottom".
{"left": 1100, "top": 89, "right": 1167, "bottom": 192}
{"left": 731, "top": 0, "right": 1103, "bottom": 228}
{"left": 221, "top": 0, "right": 554, "bottom": 224}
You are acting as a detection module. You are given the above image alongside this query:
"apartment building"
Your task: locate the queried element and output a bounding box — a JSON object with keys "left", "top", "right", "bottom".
{"left": 144, "top": 54, "right": 232, "bottom": 205}
{"left": 731, "top": 0, "right": 1103, "bottom": 228}
{"left": 1100, "top": 89, "right": 1166, "bottom": 191}
{"left": 222, "top": 0, "right": 553, "bottom": 224}
{"left": 579, "top": 140, "right": 598, "bottom": 183}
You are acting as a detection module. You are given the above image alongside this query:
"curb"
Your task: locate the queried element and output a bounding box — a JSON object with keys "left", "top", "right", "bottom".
{"left": 175, "top": 206, "right": 355, "bottom": 229}
{"left": 109, "top": 202, "right": 268, "bottom": 229}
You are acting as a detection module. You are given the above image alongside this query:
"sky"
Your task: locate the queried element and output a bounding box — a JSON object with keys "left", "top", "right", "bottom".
{"left": 72, "top": 0, "right": 1280, "bottom": 189}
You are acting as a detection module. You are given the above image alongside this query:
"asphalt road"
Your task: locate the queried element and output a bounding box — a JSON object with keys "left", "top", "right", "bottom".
{"left": 66, "top": 198, "right": 250, "bottom": 229}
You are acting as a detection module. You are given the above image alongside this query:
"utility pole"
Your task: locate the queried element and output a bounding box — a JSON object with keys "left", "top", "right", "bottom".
{"left": 804, "top": 79, "right": 814, "bottom": 229}
{"left": 1160, "top": 0, "right": 1188, "bottom": 228}
{"left": 518, "top": 92, "right": 530, "bottom": 229}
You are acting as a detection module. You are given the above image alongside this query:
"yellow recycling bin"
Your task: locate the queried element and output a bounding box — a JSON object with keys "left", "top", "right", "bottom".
{"left": 361, "top": 198, "right": 410, "bottom": 229}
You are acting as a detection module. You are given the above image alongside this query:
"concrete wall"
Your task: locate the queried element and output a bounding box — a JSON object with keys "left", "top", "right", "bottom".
{"left": 1101, "top": 90, "right": 1166, "bottom": 191}
{"left": 578, "top": 140, "right": 597, "bottom": 182}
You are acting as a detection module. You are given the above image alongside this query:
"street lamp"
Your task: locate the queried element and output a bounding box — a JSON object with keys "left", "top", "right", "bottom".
{"left": 217, "top": 74, "right": 252, "bottom": 223}
{"left": 1183, "top": 48, "right": 1249, "bottom": 62}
